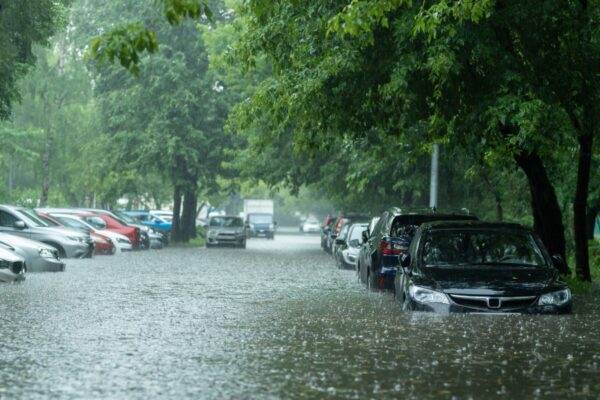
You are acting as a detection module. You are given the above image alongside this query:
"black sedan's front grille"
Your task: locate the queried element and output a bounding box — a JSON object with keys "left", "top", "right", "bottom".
{"left": 450, "top": 294, "right": 537, "bottom": 311}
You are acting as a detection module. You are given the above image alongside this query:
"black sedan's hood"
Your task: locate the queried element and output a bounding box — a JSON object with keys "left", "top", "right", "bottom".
{"left": 420, "top": 265, "right": 558, "bottom": 296}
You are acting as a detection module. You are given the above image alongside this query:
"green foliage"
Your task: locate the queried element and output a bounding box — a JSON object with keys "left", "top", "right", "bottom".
{"left": 86, "top": 0, "right": 211, "bottom": 74}
{"left": 0, "top": 0, "right": 70, "bottom": 119}
{"left": 88, "top": 23, "right": 159, "bottom": 76}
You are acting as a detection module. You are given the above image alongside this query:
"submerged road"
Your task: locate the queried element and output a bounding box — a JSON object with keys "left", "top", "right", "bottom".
{"left": 1, "top": 232, "right": 600, "bottom": 399}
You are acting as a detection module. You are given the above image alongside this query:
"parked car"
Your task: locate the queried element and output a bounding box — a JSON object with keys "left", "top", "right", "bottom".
{"left": 0, "top": 233, "right": 65, "bottom": 272}
{"left": 394, "top": 221, "right": 572, "bottom": 314}
{"left": 356, "top": 216, "right": 380, "bottom": 279}
{"left": 113, "top": 211, "right": 165, "bottom": 248}
{"left": 321, "top": 220, "right": 334, "bottom": 253}
{"left": 46, "top": 213, "right": 132, "bottom": 253}
{"left": 334, "top": 222, "right": 369, "bottom": 269}
{"left": 75, "top": 213, "right": 141, "bottom": 250}
{"left": 0, "top": 246, "right": 26, "bottom": 282}
{"left": 329, "top": 213, "right": 371, "bottom": 255}
{"left": 206, "top": 216, "right": 247, "bottom": 248}
{"left": 36, "top": 211, "right": 114, "bottom": 255}
{"left": 359, "top": 208, "right": 477, "bottom": 290}
{"left": 0, "top": 205, "right": 93, "bottom": 258}
{"left": 300, "top": 218, "right": 320, "bottom": 233}
{"left": 121, "top": 211, "right": 172, "bottom": 233}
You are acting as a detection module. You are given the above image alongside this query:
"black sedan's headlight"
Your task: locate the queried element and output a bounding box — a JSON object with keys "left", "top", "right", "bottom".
{"left": 538, "top": 288, "right": 571, "bottom": 306}
{"left": 409, "top": 285, "right": 449, "bottom": 305}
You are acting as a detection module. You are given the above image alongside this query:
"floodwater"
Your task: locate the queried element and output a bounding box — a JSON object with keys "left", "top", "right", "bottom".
{"left": 1, "top": 232, "right": 599, "bottom": 399}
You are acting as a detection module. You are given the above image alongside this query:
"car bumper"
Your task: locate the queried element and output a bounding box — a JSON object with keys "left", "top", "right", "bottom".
{"left": 28, "top": 257, "right": 66, "bottom": 272}
{"left": 0, "top": 269, "right": 25, "bottom": 282}
{"left": 207, "top": 236, "right": 246, "bottom": 246}
{"left": 407, "top": 299, "right": 572, "bottom": 314}
{"left": 374, "top": 267, "right": 397, "bottom": 290}
{"left": 63, "top": 242, "right": 94, "bottom": 259}
{"left": 248, "top": 228, "right": 273, "bottom": 237}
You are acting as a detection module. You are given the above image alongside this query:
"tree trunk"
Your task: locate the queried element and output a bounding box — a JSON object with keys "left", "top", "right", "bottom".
{"left": 171, "top": 185, "right": 182, "bottom": 242}
{"left": 180, "top": 183, "right": 198, "bottom": 242}
{"left": 514, "top": 150, "right": 570, "bottom": 275}
{"left": 573, "top": 132, "right": 593, "bottom": 281}
{"left": 40, "top": 128, "right": 53, "bottom": 206}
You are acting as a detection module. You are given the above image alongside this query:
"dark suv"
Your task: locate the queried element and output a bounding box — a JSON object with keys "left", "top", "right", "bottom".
{"left": 358, "top": 208, "right": 477, "bottom": 290}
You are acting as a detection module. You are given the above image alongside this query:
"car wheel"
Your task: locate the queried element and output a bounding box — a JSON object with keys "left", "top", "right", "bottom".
{"left": 45, "top": 242, "right": 66, "bottom": 259}
{"left": 206, "top": 243, "right": 214, "bottom": 248}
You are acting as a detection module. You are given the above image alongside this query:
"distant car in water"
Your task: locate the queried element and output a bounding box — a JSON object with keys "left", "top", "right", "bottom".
{"left": 300, "top": 218, "right": 320, "bottom": 233}
{"left": 0, "top": 233, "right": 65, "bottom": 272}
{"left": 0, "top": 246, "right": 26, "bottom": 282}
{"left": 121, "top": 211, "right": 172, "bottom": 234}
{"left": 395, "top": 221, "right": 572, "bottom": 314}
{"left": 334, "top": 222, "right": 369, "bottom": 269}
{"left": 206, "top": 216, "right": 247, "bottom": 248}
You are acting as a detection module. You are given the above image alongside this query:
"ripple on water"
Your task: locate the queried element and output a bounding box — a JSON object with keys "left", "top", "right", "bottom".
{"left": 1, "top": 234, "right": 599, "bottom": 399}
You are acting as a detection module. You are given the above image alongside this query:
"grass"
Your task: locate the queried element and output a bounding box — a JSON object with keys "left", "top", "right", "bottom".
{"left": 564, "top": 239, "right": 600, "bottom": 294}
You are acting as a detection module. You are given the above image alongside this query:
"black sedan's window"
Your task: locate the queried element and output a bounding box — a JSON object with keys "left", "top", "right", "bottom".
{"left": 422, "top": 229, "right": 547, "bottom": 267}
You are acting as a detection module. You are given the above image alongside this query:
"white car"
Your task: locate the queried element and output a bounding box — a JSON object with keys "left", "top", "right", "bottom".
{"left": 300, "top": 218, "right": 321, "bottom": 233}
{"left": 0, "top": 246, "right": 26, "bottom": 282}
{"left": 50, "top": 214, "right": 133, "bottom": 253}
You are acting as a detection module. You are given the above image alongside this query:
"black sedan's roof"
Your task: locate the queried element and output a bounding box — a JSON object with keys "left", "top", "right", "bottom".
{"left": 419, "top": 220, "right": 530, "bottom": 232}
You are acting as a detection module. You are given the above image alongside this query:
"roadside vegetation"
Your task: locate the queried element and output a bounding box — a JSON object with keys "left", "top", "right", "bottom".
{"left": 0, "top": 0, "right": 598, "bottom": 286}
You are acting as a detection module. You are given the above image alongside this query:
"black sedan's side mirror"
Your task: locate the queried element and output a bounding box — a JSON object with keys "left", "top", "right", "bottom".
{"left": 551, "top": 254, "right": 566, "bottom": 271}
{"left": 14, "top": 220, "right": 26, "bottom": 230}
{"left": 361, "top": 230, "right": 369, "bottom": 243}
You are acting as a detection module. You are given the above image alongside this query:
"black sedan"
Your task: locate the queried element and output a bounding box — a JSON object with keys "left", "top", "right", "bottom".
{"left": 395, "top": 221, "right": 572, "bottom": 314}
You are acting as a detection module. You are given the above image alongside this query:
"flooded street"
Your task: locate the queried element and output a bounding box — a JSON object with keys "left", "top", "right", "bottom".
{"left": 1, "top": 232, "right": 599, "bottom": 399}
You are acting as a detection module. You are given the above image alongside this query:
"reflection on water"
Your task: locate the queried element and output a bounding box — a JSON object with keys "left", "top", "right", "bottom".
{"left": 0, "top": 233, "right": 598, "bottom": 399}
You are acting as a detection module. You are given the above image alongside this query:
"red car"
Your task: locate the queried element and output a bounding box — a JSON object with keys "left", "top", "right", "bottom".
{"left": 77, "top": 213, "right": 141, "bottom": 250}
{"left": 36, "top": 211, "right": 115, "bottom": 256}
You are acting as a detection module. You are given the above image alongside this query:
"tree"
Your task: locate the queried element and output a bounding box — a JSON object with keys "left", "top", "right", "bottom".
{"left": 0, "top": 0, "right": 71, "bottom": 120}
{"left": 230, "top": 0, "right": 598, "bottom": 279}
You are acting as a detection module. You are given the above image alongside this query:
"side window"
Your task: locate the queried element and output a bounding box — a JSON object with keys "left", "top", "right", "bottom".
{"left": 0, "top": 211, "right": 18, "bottom": 227}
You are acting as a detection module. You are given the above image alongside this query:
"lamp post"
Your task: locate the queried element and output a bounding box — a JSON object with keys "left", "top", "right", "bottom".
{"left": 429, "top": 144, "right": 440, "bottom": 208}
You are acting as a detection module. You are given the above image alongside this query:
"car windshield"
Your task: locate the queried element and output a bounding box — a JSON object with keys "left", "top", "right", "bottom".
{"left": 114, "top": 212, "right": 136, "bottom": 224}
{"left": 83, "top": 216, "right": 106, "bottom": 229}
{"left": 17, "top": 209, "right": 50, "bottom": 227}
{"left": 210, "top": 217, "right": 243, "bottom": 227}
{"left": 248, "top": 214, "right": 272, "bottom": 224}
{"left": 422, "top": 229, "right": 547, "bottom": 267}
{"left": 56, "top": 216, "right": 93, "bottom": 232}
{"left": 349, "top": 224, "right": 368, "bottom": 242}
{"left": 338, "top": 224, "right": 350, "bottom": 240}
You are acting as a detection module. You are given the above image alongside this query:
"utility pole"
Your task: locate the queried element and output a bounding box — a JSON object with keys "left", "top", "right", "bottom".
{"left": 429, "top": 144, "right": 440, "bottom": 208}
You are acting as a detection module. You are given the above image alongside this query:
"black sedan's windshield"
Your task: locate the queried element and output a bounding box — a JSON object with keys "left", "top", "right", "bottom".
{"left": 422, "top": 229, "right": 547, "bottom": 267}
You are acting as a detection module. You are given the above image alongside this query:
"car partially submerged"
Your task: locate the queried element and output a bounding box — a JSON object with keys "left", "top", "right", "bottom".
{"left": 395, "top": 221, "right": 572, "bottom": 314}
{"left": 206, "top": 216, "right": 247, "bottom": 248}
{"left": 0, "top": 246, "right": 26, "bottom": 282}
{"left": 0, "top": 233, "right": 65, "bottom": 272}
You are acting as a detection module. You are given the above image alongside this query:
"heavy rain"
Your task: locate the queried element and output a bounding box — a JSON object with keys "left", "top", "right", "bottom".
{"left": 2, "top": 233, "right": 600, "bottom": 399}
{"left": 1, "top": 1, "right": 600, "bottom": 399}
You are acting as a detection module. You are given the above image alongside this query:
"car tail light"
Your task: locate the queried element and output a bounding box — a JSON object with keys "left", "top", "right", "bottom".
{"left": 379, "top": 239, "right": 407, "bottom": 255}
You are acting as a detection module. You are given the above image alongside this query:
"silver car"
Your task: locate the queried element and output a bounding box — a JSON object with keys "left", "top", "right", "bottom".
{"left": 0, "top": 205, "right": 93, "bottom": 258}
{"left": 0, "top": 233, "right": 65, "bottom": 272}
{"left": 206, "top": 216, "right": 247, "bottom": 248}
{"left": 0, "top": 246, "right": 26, "bottom": 282}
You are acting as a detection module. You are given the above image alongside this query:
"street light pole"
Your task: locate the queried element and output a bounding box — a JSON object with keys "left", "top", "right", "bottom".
{"left": 429, "top": 144, "right": 440, "bottom": 208}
